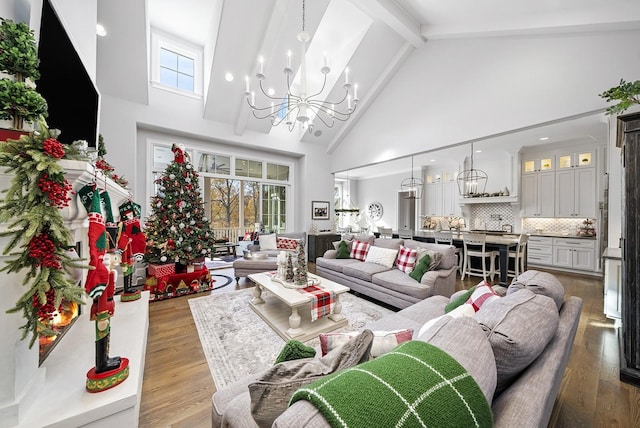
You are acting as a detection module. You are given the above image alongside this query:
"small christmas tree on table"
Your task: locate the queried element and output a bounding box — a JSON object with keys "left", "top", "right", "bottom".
{"left": 294, "top": 241, "right": 308, "bottom": 286}
{"left": 144, "top": 144, "right": 215, "bottom": 268}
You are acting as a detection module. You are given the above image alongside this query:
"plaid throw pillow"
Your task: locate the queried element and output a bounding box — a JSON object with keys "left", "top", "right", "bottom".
{"left": 396, "top": 245, "right": 418, "bottom": 273}
{"left": 466, "top": 282, "right": 500, "bottom": 311}
{"left": 277, "top": 237, "right": 299, "bottom": 250}
{"left": 350, "top": 240, "right": 371, "bottom": 261}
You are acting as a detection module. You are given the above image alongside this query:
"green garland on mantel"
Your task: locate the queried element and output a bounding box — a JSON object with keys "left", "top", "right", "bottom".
{"left": 0, "top": 120, "right": 85, "bottom": 347}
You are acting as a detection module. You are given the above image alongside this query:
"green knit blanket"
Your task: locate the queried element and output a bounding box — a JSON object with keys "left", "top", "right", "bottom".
{"left": 290, "top": 341, "right": 493, "bottom": 428}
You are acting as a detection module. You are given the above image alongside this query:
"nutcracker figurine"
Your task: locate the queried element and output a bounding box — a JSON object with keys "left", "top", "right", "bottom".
{"left": 84, "top": 190, "right": 129, "bottom": 392}
{"left": 117, "top": 200, "right": 146, "bottom": 302}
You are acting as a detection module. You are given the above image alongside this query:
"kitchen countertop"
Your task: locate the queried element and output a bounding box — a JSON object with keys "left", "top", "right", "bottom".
{"left": 528, "top": 232, "right": 597, "bottom": 240}
{"left": 417, "top": 230, "right": 597, "bottom": 240}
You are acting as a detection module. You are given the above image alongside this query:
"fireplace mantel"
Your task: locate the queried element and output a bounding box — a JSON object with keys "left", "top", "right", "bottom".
{"left": 0, "top": 160, "right": 148, "bottom": 428}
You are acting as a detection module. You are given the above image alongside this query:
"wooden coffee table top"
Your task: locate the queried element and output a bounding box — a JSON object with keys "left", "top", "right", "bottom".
{"left": 248, "top": 272, "right": 349, "bottom": 307}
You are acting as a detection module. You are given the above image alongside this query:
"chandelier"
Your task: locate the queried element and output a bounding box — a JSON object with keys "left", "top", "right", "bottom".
{"left": 401, "top": 156, "right": 423, "bottom": 199}
{"left": 244, "top": 0, "right": 359, "bottom": 133}
{"left": 456, "top": 142, "right": 488, "bottom": 197}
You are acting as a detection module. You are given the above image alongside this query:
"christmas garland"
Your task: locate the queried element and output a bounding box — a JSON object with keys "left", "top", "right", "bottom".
{"left": 95, "top": 134, "right": 129, "bottom": 188}
{"left": 0, "top": 120, "right": 84, "bottom": 347}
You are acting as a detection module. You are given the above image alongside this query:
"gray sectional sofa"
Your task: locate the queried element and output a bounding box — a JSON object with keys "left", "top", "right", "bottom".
{"left": 211, "top": 270, "right": 583, "bottom": 427}
{"left": 316, "top": 237, "right": 458, "bottom": 309}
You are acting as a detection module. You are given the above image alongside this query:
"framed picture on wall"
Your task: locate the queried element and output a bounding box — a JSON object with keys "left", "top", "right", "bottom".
{"left": 312, "top": 201, "right": 330, "bottom": 220}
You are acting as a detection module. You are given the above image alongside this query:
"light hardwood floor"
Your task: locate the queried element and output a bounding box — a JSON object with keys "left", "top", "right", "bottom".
{"left": 138, "top": 266, "right": 640, "bottom": 428}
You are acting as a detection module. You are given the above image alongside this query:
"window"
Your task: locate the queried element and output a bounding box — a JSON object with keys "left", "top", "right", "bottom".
{"left": 209, "top": 178, "right": 240, "bottom": 228}
{"left": 267, "top": 163, "right": 290, "bottom": 181}
{"left": 262, "top": 185, "right": 287, "bottom": 233}
{"left": 151, "top": 29, "right": 203, "bottom": 96}
{"left": 159, "top": 48, "right": 194, "bottom": 92}
{"left": 236, "top": 158, "right": 263, "bottom": 179}
{"left": 197, "top": 153, "right": 230, "bottom": 175}
{"left": 207, "top": 179, "right": 273, "bottom": 230}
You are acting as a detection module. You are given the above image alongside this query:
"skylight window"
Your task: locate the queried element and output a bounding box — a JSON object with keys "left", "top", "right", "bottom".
{"left": 160, "top": 48, "right": 194, "bottom": 91}
{"left": 150, "top": 28, "right": 203, "bottom": 97}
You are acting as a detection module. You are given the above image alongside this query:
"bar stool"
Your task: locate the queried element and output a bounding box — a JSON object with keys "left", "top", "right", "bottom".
{"left": 461, "top": 233, "right": 499, "bottom": 281}
{"left": 434, "top": 231, "right": 463, "bottom": 274}
{"left": 398, "top": 229, "right": 414, "bottom": 239}
{"left": 378, "top": 227, "right": 393, "bottom": 238}
{"left": 507, "top": 234, "right": 529, "bottom": 278}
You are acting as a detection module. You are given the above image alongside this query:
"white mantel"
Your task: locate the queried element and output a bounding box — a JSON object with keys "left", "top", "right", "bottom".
{"left": 1, "top": 160, "right": 147, "bottom": 428}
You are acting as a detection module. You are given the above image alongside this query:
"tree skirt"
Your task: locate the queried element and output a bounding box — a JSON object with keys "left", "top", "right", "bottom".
{"left": 188, "top": 288, "right": 394, "bottom": 389}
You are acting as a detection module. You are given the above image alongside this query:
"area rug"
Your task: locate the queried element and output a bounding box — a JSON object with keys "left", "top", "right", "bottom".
{"left": 209, "top": 274, "right": 234, "bottom": 290}
{"left": 189, "top": 288, "right": 394, "bottom": 389}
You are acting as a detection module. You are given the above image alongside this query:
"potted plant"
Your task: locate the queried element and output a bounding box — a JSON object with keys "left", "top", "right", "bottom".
{"left": 0, "top": 18, "right": 47, "bottom": 139}
{"left": 599, "top": 78, "right": 640, "bottom": 115}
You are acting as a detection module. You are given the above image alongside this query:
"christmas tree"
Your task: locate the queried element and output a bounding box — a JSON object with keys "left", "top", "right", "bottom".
{"left": 144, "top": 144, "right": 215, "bottom": 266}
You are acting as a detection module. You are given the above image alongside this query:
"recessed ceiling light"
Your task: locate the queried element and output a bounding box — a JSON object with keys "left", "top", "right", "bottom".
{"left": 267, "top": 88, "right": 275, "bottom": 96}
{"left": 475, "top": 149, "right": 482, "bottom": 153}
{"left": 96, "top": 23, "right": 107, "bottom": 37}
{"left": 430, "top": 159, "right": 436, "bottom": 162}
{"left": 539, "top": 137, "right": 549, "bottom": 141}
{"left": 224, "top": 72, "right": 234, "bottom": 82}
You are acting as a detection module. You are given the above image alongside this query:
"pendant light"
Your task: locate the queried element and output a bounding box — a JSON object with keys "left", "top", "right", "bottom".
{"left": 401, "top": 156, "right": 423, "bottom": 199}
{"left": 456, "top": 142, "right": 488, "bottom": 197}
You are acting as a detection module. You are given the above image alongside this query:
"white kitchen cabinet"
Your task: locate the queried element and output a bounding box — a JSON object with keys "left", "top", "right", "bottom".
{"left": 522, "top": 155, "right": 554, "bottom": 174}
{"left": 424, "top": 172, "right": 459, "bottom": 217}
{"left": 442, "top": 181, "right": 460, "bottom": 216}
{"left": 557, "top": 150, "right": 594, "bottom": 169}
{"left": 527, "top": 236, "right": 553, "bottom": 265}
{"left": 424, "top": 182, "right": 443, "bottom": 216}
{"left": 555, "top": 167, "right": 596, "bottom": 217}
{"left": 521, "top": 171, "right": 555, "bottom": 217}
{"left": 552, "top": 237, "right": 596, "bottom": 271}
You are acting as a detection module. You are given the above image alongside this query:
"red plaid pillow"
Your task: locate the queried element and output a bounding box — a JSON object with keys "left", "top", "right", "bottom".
{"left": 396, "top": 245, "right": 418, "bottom": 273}
{"left": 466, "top": 281, "right": 500, "bottom": 311}
{"left": 350, "top": 240, "right": 370, "bottom": 261}
{"left": 276, "top": 237, "right": 299, "bottom": 250}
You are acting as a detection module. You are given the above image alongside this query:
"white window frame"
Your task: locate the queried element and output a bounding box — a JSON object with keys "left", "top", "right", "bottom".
{"left": 145, "top": 140, "right": 295, "bottom": 232}
{"left": 150, "top": 28, "right": 203, "bottom": 98}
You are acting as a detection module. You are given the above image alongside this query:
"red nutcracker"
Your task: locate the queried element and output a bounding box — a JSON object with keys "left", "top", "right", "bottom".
{"left": 83, "top": 187, "right": 129, "bottom": 392}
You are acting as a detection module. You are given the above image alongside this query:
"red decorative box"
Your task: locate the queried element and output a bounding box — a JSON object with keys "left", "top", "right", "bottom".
{"left": 148, "top": 263, "right": 176, "bottom": 277}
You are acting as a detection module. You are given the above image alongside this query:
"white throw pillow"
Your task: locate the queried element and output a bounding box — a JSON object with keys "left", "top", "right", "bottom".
{"left": 417, "top": 303, "right": 476, "bottom": 338}
{"left": 319, "top": 329, "right": 413, "bottom": 358}
{"left": 258, "top": 233, "right": 277, "bottom": 250}
{"left": 364, "top": 245, "right": 398, "bottom": 268}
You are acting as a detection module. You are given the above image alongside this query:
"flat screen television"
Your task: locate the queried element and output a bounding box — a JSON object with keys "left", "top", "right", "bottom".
{"left": 36, "top": 0, "right": 99, "bottom": 147}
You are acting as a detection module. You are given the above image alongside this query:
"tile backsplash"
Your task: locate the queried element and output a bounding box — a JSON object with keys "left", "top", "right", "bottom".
{"left": 522, "top": 217, "right": 597, "bottom": 236}
{"left": 469, "top": 203, "right": 515, "bottom": 231}
{"left": 467, "top": 203, "right": 597, "bottom": 236}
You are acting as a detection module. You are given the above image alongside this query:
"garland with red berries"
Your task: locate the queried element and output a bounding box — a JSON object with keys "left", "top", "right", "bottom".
{"left": 0, "top": 120, "right": 84, "bottom": 347}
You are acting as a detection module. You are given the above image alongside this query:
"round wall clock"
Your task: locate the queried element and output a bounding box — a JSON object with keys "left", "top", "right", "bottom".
{"left": 367, "top": 201, "right": 383, "bottom": 220}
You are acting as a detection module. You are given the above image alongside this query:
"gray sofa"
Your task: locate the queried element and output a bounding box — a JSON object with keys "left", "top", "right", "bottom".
{"left": 246, "top": 232, "right": 307, "bottom": 257}
{"left": 211, "top": 270, "right": 583, "bottom": 428}
{"left": 233, "top": 232, "right": 307, "bottom": 282}
{"left": 316, "top": 237, "right": 458, "bottom": 309}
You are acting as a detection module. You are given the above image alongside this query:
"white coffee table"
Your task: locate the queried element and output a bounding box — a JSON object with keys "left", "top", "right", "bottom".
{"left": 248, "top": 272, "right": 350, "bottom": 342}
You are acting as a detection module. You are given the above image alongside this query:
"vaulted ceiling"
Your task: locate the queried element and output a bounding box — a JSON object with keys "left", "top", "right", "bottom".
{"left": 97, "top": 0, "right": 640, "bottom": 170}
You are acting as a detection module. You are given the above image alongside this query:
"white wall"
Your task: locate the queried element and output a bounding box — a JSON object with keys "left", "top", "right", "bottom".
{"left": 355, "top": 171, "right": 406, "bottom": 230}
{"left": 331, "top": 30, "right": 640, "bottom": 173}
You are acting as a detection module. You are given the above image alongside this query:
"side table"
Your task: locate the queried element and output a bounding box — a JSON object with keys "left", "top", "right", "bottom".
{"left": 308, "top": 233, "right": 340, "bottom": 262}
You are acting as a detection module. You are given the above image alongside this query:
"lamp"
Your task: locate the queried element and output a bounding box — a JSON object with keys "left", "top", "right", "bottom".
{"left": 401, "top": 156, "right": 423, "bottom": 199}
{"left": 456, "top": 142, "right": 488, "bottom": 197}
{"left": 244, "top": 0, "right": 358, "bottom": 133}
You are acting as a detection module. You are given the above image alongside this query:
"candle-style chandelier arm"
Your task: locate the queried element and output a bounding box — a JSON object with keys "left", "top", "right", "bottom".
{"left": 243, "top": 0, "right": 359, "bottom": 133}
{"left": 307, "top": 99, "right": 354, "bottom": 121}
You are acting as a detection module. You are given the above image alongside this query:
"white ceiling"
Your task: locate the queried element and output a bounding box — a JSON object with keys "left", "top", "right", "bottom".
{"left": 101, "top": 0, "right": 639, "bottom": 176}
